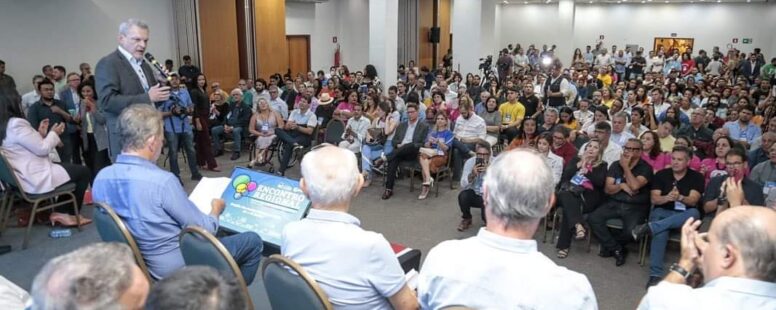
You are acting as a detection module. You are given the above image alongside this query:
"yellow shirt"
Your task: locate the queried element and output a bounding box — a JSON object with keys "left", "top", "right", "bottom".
{"left": 499, "top": 101, "right": 526, "bottom": 125}
{"left": 597, "top": 73, "right": 613, "bottom": 88}
{"left": 659, "top": 135, "right": 675, "bottom": 152}
{"left": 602, "top": 98, "right": 614, "bottom": 109}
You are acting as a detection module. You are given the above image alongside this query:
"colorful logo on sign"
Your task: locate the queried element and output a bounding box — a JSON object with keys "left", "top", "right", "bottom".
{"left": 231, "top": 174, "right": 258, "bottom": 199}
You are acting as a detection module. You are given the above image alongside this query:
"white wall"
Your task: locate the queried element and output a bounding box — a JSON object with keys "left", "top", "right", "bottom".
{"left": 0, "top": 0, "right": 177, "bottom": 93}
{"left": 500, "top": 3, "right": 776, "bottom": 64}
{"left": 285, "top": 0, "right": 369, "bottom": 73}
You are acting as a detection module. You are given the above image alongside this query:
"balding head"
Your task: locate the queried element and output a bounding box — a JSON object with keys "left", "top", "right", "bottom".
{"left": 300, "top": 145, "right": 363, "bottom": 209}
{"left": 702, "top": 206, "right": 776, "bottom": 283}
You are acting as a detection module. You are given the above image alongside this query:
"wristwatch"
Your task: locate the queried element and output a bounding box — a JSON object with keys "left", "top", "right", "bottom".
{"left": 670, "top": 263, "right": 691, "bottom": 279}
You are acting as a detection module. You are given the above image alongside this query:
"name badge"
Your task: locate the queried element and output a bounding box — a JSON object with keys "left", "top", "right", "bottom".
{"left": 764, "top": 181, "right": 776, "bottom": 195}
{"left": 615, "top": 177, "right": 622, "bottom": 185}
{"left": 261, "top": 123, "right": 269, "bottom": 132}
{"left": 571, "top": 174, "right": 586, "bottom": 186}
{"left": 674, "top": 201, "right": 687, "bottom": 211}
{"left": 504, "top": 114, "right": 512, "bottom": 124}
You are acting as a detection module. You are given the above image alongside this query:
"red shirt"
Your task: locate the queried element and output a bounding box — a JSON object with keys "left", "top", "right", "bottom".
{"left": 552, "top": 141, "right": 578, "bottom": 166}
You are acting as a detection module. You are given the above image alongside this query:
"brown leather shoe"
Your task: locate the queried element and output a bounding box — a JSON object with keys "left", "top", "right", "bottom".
{"left": 457, "top": 218, "right": 473, "bottom": 231}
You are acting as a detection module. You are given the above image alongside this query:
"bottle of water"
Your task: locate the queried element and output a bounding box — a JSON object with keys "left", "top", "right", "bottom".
{"left": 49, "top": 229, "right": 72, "bottom": 238}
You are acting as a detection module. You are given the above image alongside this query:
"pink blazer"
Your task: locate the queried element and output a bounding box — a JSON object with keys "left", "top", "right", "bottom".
{"left": 1, "top": 118, "right": 69, "bottom": 194}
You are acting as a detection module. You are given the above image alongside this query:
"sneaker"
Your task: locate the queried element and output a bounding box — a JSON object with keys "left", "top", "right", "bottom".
{"left": 645, "top": 276, "right": 662, "bottom": 289}
{"left": 632, "top": 223, "right": 651, "bottom": 241}
{"left": 230, "top": 152, "right": 240, "bottom": 160}
{"left": 614, "top": 248, "right": 628, "bottom": 267}
{"left": 457, "top": 218, "right": 473, "bottom": 231}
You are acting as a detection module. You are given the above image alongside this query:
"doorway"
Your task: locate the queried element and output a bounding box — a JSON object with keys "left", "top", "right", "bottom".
{"left": 286, "top": 35, "right": 311, "bottom": 78}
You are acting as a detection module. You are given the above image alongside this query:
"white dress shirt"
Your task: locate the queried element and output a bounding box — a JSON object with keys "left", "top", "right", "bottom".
{"left": 269, "top": 97, "right": 288, "bottom": 119}
{"left": 574, "top": 110, "right": 595, "bottom": 131}
{"left": 418, "top": 228, "right": 597, "bottom": 310}
{"left": 453, "top": 114, "right": 487, "bottom": 140}
{"left": 117, "top": 45, "right": 150, "bottom": 91}
{"left": 20, "top": 90, "right": 40, "bottom": 117}
{"left": 282, "top": 209, "right": 407, "bottom": 310}
{"left": 546, "top": 151, "right": 564, "bottom": 188}
{"left": 638, "top": 277, "right": 776, "bottom": 310}
{"left": 342, "top": 116, "right": 371, "bottom": 143}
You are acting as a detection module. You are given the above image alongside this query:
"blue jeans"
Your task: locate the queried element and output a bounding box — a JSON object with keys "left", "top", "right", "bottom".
{"left": 648, "top": 207, "right": 700, "bottom": 277}
{"left": 165, "top": 131, "right": 200, "bottom": 178}
{"left": 211, "top": 125, "right": 244, "bottom": 153}
{"left": 219, "top": 232, "right": 264, "bottom": 286}
{"left": 361, "top": 141, "right": 394, "bottom": 178}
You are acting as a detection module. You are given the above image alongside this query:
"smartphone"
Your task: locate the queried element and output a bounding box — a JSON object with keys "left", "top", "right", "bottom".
{"left": 476, "top": 157, "right": 484, "bottom": 166}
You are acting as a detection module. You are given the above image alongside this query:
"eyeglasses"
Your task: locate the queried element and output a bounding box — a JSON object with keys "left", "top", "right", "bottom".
{"left": 552, "top": 135, "right": 565, "bottom": 140}
{"left": 475, "top": 152, "right": 490, "bottom": 156}
{"left": 623, "top": 146, "right": 641, "bottom": 152}
{"left": 725, "top": 161, "right": 744, "bottom": 167}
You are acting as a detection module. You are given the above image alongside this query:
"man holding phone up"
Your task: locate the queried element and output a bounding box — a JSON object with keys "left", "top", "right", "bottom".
{"left": 702, "top": 148, "right": 765, "bottom": 216}
{"left": 456, "top": 139, "right": 492, "bottom": 231}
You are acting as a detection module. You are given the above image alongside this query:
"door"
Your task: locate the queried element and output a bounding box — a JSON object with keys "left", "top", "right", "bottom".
{"left": 286, "top": 35, "right": 310, "bottom": 78}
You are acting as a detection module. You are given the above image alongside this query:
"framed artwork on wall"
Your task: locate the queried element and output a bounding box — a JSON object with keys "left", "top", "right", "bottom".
{"left": 653, "top": 37, "right": 695, "bottom": 54}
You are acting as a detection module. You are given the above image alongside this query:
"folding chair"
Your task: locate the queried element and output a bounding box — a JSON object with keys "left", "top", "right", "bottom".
{"left": 93, "top": 202, "right": 152, "bottom": 282}
{"left": 261, "top": 254, "right": 333, "bottom": 310}
{"left": 0, "top": 153, "right": 81, "bottom": 249}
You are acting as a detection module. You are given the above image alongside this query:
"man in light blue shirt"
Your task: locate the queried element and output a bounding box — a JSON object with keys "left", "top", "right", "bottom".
{"left": 93, "top": 105, "right": 263, "bottom": 282}
{"left": 638, "top": 206, "right": 776, "bottom": 309}
{"left": 157, "top": 74, "right": 201, "bottom": 181}
{"left": 418, "top": 149, "right": 597, "bottom": 309}
{"left": 723, "top": 104, "right": 761, "bottom": 148}
{"left": 282, "top": 145, "right": 418, "bottom": 310}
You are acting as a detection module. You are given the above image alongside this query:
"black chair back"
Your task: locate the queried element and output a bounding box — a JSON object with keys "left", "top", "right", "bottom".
{"left": 323, "top": 120, "right": 345, "bottom": 145}
{"left": 261, "top": 254, "right": 333, "bottom": 310}
{"left": 93, "top": 203, "right": 152, "bottom": 281}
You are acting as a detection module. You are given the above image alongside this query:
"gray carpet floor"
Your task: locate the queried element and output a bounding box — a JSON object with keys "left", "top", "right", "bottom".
{"left": 0, "top": 150, "right": 676, "bottom": 309}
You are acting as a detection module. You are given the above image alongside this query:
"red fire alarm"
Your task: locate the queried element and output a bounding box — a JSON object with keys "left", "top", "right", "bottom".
{"left": 333, "top": 36, "right": 337, "bottom": 43}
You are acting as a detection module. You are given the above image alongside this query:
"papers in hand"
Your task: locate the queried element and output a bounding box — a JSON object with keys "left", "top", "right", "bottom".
{"left": 188, "top": 177, "right": 230, "bottom": 214}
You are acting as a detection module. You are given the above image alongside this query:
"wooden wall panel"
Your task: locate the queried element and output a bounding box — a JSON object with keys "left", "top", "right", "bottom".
{"left": 253, "top": 0, "right": 288, "bottom": 80}
{"left": 198, "top": 0, "right": 240, "bottom": 91}
{"left": 418, "top": 0, "right": 434, "bottom": 69}
{"left": 437, "top": 0, "right": 451, "bottom": 67}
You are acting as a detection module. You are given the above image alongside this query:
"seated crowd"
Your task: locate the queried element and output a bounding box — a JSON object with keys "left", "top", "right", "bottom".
{"left": 0, "top": 38, "right": 775, "bottom": 309}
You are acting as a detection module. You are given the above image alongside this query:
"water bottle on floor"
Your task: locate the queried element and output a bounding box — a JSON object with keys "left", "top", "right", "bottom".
{"left": 49, "top": 229, "right": 72, "bottom": 239}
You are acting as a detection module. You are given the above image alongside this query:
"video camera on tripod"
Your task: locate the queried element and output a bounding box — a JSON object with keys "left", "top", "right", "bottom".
{"left": 479, "top": 55, "right": 493, "bottom": 75}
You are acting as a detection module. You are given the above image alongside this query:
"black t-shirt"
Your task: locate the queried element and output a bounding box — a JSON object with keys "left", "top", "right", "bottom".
{"left": 702, "top": 175, "right": 766, "bottom": 208}
{"left": 651, "top": 168, "right": 705, "bottom": 210}
{"left": 607, "top": 159, "right": 654, "bottom": 205}
{"left": 519, "top": 95, "right": 540, "bottom": 117}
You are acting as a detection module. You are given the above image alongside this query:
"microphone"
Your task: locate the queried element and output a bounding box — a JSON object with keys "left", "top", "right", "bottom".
{"left": 144, "top": 52, "right": 171, "bottom": 82}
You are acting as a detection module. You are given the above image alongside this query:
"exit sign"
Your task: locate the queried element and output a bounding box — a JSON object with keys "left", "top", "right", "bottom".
{"left": 742, "top": 38, "right": 753, "bottom": 44}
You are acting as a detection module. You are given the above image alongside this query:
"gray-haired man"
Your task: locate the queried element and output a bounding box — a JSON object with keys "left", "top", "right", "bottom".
{"left": 418, "top": 149, "right": 597, "bottom": 309}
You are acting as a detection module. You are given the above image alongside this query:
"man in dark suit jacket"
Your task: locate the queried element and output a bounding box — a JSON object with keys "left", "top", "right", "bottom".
{"left": 95, "top": 19, "right": 170, "bottom": 161}
{"left": 740, "top": 53, "right": 762, "bottom": 85}
{"left": 382, "top": 103, "right": 429, "bottom": 200}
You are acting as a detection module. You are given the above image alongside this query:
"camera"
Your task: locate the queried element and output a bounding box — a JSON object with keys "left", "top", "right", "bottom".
{"left": 168, "top": 93, "right": 189, "bottom": 119}
{"left": 479, "top": 55, "right": 493, "bottom": 72}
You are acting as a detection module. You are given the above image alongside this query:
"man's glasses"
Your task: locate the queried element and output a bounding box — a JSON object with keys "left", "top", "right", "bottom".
{"left": 725, "top": 161, "right": 744, "bottom": 167}
{"left": 623, "top": 146, "right": 641, "bottom": 152}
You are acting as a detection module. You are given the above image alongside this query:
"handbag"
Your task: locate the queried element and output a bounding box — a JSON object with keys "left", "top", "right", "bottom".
{"left": 366, "top": 127, "right": 387, "bottom": 146}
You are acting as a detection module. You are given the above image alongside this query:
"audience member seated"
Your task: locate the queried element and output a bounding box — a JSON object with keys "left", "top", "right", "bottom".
{"left": 25, "top": 78, "right": 76, "bottom": 164}
{"left": 30, "top": 243, "right": 149, "bottom": 310}
{"left": 477, "top": 96, "right": 501, "bottom": 146}
{"left": 656, "top": 121, "right": 677, "bottom": 152}
{"left": 158, "top": 74, "right": 202, "bottom": 182}
{"left": 247, "top": 98, "right": 284, "bottom": 168}
{"left": 417, "top": 113, "right": 453, "bottom": 200}
{"left": 382, "top": 103, "right": 429, "bottom": 200}
{"left": 640, "top": 131, "right": 670, "bottom": 172}
{"left": 338, "top": 104, "right": 370, "bottom": 153}
{"left": 282, "top": 145, "right": 418, "bottom": 310}
{"left": 589, "top": 138, "right": 653, "bottom": 266}
{"left": 748, "top": 132, "right": 774, "bottom": 168}
{"left": 700, "top": 136, "right": 743, "bottom": 185}
{"left": 626, "top": 107, "right": 650, "bottom": 139}
{"left": 456, "top": 139, "right": 492, "bottom": 231}
{"left": 581, "top": 105, "right": 610, "bottom": 137}
{"left": 723, "top": 104, "right": 761, "bottom": 149}
{"left": 579, "top": 122, "right": 622, "bottom": 167}
{"left": 537, "top": 107, "right": 560, "bottom": 134}
{"left": 275, "top": 95, "right": 318, "bottom": 176}
{"left": 0, "top": 90, "right": 91, "bottom": 226}
{"left": 702, "top": 148, "right": 766, "bottom": 217}
{"left": 335, "top": 90, "right": 357, "bottom": 121}
{"left": 92, "top": 105, "right": 263, "bottom": 281}
{"left": 536, "top": 133, "right": 563, "bottom": 188}
{"left": 506, "top": 117, "right": 538, "bottom": 150}
{"left": 633, "top": 146, "right": 705, "bottom": 288}
{"left": 498, "top": 87, "right": 525, "bottom": 142}
{"left": 749, "top": 143, "right": 776, "bottom": 202}
{"left": 450, "top": 100, "right": 486, "bottom": 182}
{"left": 677, "top": 109, "right": 714, "bottom": 158}
{"left": 211, "top": 88, "right": 252, "bottom": 160}
{"left": 145, "top": 266, "right": 247, "bottom": 310}
{"left": 673, "top": 136, "right": 702, "bottom": 171}
{"left": 418, "top": 149, "right": 597, "bottom": 309}
{"left": 551, "top": 126, "right": 578, "bottom": 165}
{"left": 637, "top": 206, "right": 776, "bottom": 309}
{"left": 609, "top": 112, "right": 634, "bottom": 147}
{"left": 267, "top": 85, "right": 288, "bottom": 120}
{"left": 556, "top": 138, "right": 608, "bottom": 258}
{"left": 362, "top": 101, "right": 400, "bottom": 187}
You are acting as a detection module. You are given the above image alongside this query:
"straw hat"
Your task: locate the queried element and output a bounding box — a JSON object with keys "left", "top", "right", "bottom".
{"left": 319, "top": 93, "right": 334, "bottom": 105}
